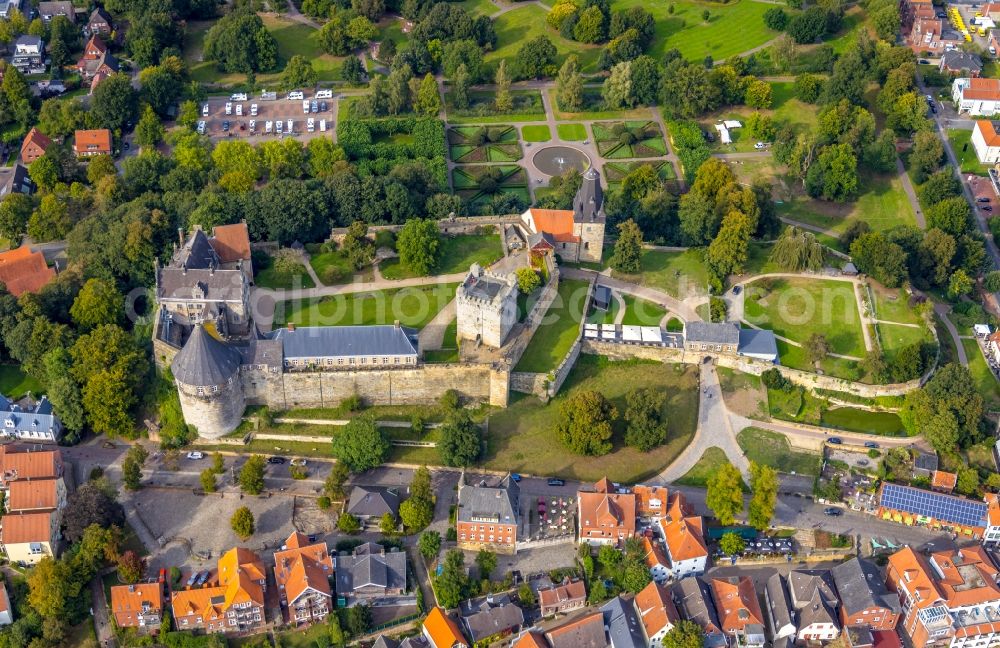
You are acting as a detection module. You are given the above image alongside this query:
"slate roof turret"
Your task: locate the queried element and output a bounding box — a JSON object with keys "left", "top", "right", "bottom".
{"left": 574, "top": 167, "right": 606, "bottom": 223}
{"left": 171, "top": 325, "right": 242, "bottom": 387}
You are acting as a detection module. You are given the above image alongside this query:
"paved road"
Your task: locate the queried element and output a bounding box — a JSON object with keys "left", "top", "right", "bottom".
{"left": 90, "top": 572, "right": 116, "bottom": 648}
{"left": 934, "top": 302, "right": 969, "bottom": 366}
{"left": 896, "top": 156, "right": 926, "bottom": 228}
{"left": 658, "top": 363, "right": 750, "bottom": 482}
{"left": 561, "top": 267, "right": 702, "bottom": 322}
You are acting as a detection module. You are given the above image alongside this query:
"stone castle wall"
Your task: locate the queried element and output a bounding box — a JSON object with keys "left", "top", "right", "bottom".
{"left": 177, "top": 381, "right": 246, "bottom": 439}
{"left": 242, "top": 362, "right": 509, "bottom": 411}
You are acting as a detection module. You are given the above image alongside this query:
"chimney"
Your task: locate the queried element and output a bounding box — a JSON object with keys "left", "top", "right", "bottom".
{"left": 394, "top": 320, "right": 400, "bottom": 329}
{"left": 287, "top": 322, "right": 295, "bottom": 332}
{"left": 178, "top": 227, "right": 185, "bottom": 246}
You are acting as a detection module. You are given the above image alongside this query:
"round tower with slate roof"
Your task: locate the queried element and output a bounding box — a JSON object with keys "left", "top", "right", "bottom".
{"left": 171, "top": 325, "right": 246, "bottom": 439}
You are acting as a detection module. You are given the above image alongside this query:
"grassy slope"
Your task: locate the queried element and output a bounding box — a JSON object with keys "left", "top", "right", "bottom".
{"left": 515, "top": 278, "right": 591, "bottom": 372}
{"left": 737, "top": 427, "right": 820, "bottom": 476}
{"left": 485, "top": 357, "right": 699, "bottom": 482}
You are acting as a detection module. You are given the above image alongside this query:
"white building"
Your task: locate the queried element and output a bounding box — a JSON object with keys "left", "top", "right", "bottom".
{"left": 455, "top": 263, "right": 517, "bottom": 349}
{"left": 658, "top": 496, "right": 709, "bottom": 579}
{"left": 953, "top": 78, "right": 1000, "bottom": 115}
{"left": 972, "top": 120, "right": 1000, "bottom": 164}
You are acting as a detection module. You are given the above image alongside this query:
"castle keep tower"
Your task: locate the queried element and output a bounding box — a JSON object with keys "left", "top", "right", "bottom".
{"left": 456, "top": 264, "right": 518, "bottom": 349}
{"left": 573, "top": 167, "right": 606, "bottom": 264}
{"left": 171, "top": 325, "right": 246, "bottom": 439}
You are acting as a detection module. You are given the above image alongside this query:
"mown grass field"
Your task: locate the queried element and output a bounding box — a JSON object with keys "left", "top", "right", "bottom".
{"left": 254, "top": 255, "right": 316, "bottom": 290}
{"left": 276, "top": 284, "right": 458, "bottom": 328}
{"left": 0, "top": 365, "right": 42, "bottom": 396}
{"left": 675, "top": 447, "right": 738, "bottom": 488}
{"left": 485, "top": 357, "right": 699, "bottom": 482}
{"left": 737, "top": 427, "right": 820, "bottom": 476}
{"left": 743, "top": 277, "right": 865, "bottom": 358}
{"left": 612, "top": 248, "right": 709, "bottom": 299}
{"left": 962, "top": 339, "right": 1000, "bottom": 410}
{"left": 515, "top": 279, "right": 591, "bottom": 372}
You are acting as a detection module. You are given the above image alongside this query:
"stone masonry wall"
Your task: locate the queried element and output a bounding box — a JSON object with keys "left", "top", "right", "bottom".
{"left": 177, "top": 381, "right": 246, "bottom": 439}
{"left": 245, "top": 363, "right": 509, "bottom": 410}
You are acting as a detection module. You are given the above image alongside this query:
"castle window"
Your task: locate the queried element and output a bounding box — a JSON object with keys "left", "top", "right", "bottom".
{"left": 338, "top": 358, "right": 343, "bottom": 365}
{"left": 383, "top": 357, "right": 389, "bottom": 363}
{"left": 326, "top": 359, "right": 333, "bottom": 365}
{"left": 211, "top": 385, "right": 219, "bottom": 393}
{"left": 394, "top": 357, "right": 400, "bottom": 364}
{"left": 196, "top": 387, "right": 204, "bottom": 396}
{"left": 349, "top": 358, "right": 355, "bottom": 365}
{"left": 361, "top": 358, "right": 367, "bottom": 364}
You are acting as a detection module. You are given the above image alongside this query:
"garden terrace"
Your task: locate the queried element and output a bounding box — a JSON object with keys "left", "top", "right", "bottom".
{"left": 592, "top": 121, "right": 667, "bottom": 159}
{"left": 448, "top": 126, "right": 522, "bottom": 163}
{"left": 453, "top": 165, "right": 530, "bottom": 212}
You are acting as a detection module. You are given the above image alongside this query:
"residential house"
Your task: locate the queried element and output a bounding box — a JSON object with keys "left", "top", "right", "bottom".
{"left": 334, "top": 542, "right": 406, "bottom": 600}
{"left": 75, "top": 35, "right": 118, "bottom": 81}
{"left": 20, "top": 128, "right": 50, "bottom": 165}
{"left": 787, "top": 570, "right": 841, "bottom": 642}
{"left": 953, "top": 78, "right": 1000, "bottom": 115}
{"left": 0, "top": 444, "right": 64, "bottom": 487}
{"left": 659, "top": 493, "right": 709, "bottom": 579}
{"left": 635, "top": 581, "right": 679, "bottom": 648}
{"left": 634, "top": 484, "right": 670, "bottom": 519}
{"left": 37, "top": 2, "right": 74, "bottom": 22}
{"left": 110, "top": 583, "right": 164, "bottom": 631}
{"left": 909, "top": 17, "right": 964, "bottom": 55}
{"left": 8, "top": 478, "right": 65, "bottom": 512}
{"left": 73, "top": 129, "right": 113, "bottom": 157}
{"left": 0, "top": 582, "right": 12, "bottom": 626}
{"left": 875, "top": 482, "right": 988, "bottom": 537}
{"left": 973, "top": 120, "right": 1000, "bottom": 164}
{"left": 601, "top": 595, "right": 646, "bottom": 648}
{"left": 422, "top": 607, "right": 470, "bottom": 648}
{"left": 11, "top": 36, "right": 44, "bottom": 75}
{"left": 983, "top": 493, "right": 1000, "bottom": 547}
{"left": 672, "top": 578, "right": 729, "bottom": 648}
{"left": 888, "top": 545, "right": 1000, "bottom": 648}
{"left": 512, "top": 631, "right": 548, "bottom": 648}
{"left": 171, "top": 547, "right": 267, "bottom": 634}
{"left": 273, "top": 531, "right": 333, "bottom": 625}
{"left": 460, "top": 594, "right": 525, "bottom": 645}
{"left": 0, "top": 0, "right": 24, "bottom": 19}
{"left": 456, "top": 472, "right": 519, "bottom": 554}
{"left": 941, "top": 51, "right": 984, "bottom": 76}
{"left": 543, "top": 610, "right": 607, "bottom": 648}
{"left": 914, "top": 451, "right": 939, "bottom": 479}
{"left": 374, "top": 636, "right": 430, "bottom": 648}
{"left": 710, "top": 577, "right": 766, "bottom": 648}
{"left": 932, "top": 470, "right": 958, "bottom": 493}
{"left": 0, "top": 394, "right": 63, "bottom": 442}
{"left": 578, "top": 477, "right": 637, "bottom": 546}
{"left": 831, "top": 557, "right": 902, "bottom": 630}
{"left": 0, "top": 511, "right": 58, "bottom": 564}
{"left": 86, "top": 7, "right": 113, "bottom": 36}
{"left": 643, "top": 536, "right": 671, "bottom": 584}
{"left": 538, "top": 578, "right": 587, "bottom": 617}
{"left": 346, "top": 486, "right": 400, "bottom": 523}
{"left": 764, "top": 574, "right": 797, "bottom": 643}
{"left": 0, "top": 246, "right": 56, "bottom": 298}
{"left": 0, "top": 163, "right": 32, "bottom": 198}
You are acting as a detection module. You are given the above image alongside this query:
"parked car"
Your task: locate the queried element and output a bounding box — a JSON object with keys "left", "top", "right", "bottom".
{"left": 250, "top": 103, "right": 258, "bottom": 116}
{"left": 918, "top": 58, "right": 930, "bottom": 64}
{"left": 231, "top": 93, "right": 248, "bottom": 101}
{"left": 249, "top": 120, "right": 256, "bottom": 133}
{"left": 824, "top": 507, "right": 843, "bottom": 516}
{"left": 979, "top": 197, "right": 991, "bottom": 202}
{"left": 287, "top": 91, "right": 304, "bottom": 100}
{"left": 225, "top": 102, "right": 232, "bottom": 115}
{"left": 235, "top": 104, "right": 243, "bottom": 116}
{"left": 196, "top": 121, "right": 206, "bottom": 134}
{"left": 201, "top": 103, "right": 209, "bottom": 116}
{"left": 265, "top": 120, "right": 273, "bottom": 134}
{"left": 186, "top": 451, "right": 204, "bottom": 460}
{"left": 290, "top": 458, "right": 307, "bottom": 466}
{"left": 510, "top": 473, "right": 522, "bottom": 482}
{"left": 311, "top": 100, "right": 318, "bottom": 113}
{"left": 319, "top": 119, "right": 327, "bottom": 132}
{"left": 222, "top": 120, "right": 230, "bottom": 132}
{"left": 260, "top": 91, "right": 277, "bottom": 101}
{"left": 547, "top": 478, "right": 565, "bottom": 486}
{"left": 320, "top": 101, "right": 328, "bottom": 112}
{"left": 857, "top": 459, "right": 869, "bottom": 466}
{"left": 864, "top": 441, "right": 879, "bottom": 448}
{"left": 267, "top": 456, "right": 286, "bottom": 464}
{"left": 316, "top": 89, "right": 333, "bottom": 99}
{"left": 307, "top": 118, "right": 315, "bottom": 132}
{"left": 302, "top": 99, "right": 310, "bottom": 114}
{"left": 827, "top": 437, "right": 842, "bottom": 444}
{"left": 286, "top": 119, "right": 293, "bottom": 133}
{"left": 276, "top": 120, "right": 283, "bottom": 133}
{"left": 754, "top": 141, "right": 767, "bottom": 149}
{"left": 984, "top": 206, "right": 994, "bottom": 212}
{"left": 732, "top": 285, "right": 742, "bottom": 295}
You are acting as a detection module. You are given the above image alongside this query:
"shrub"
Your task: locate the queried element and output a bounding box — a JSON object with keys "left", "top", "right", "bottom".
{"left": 761, "top": 367, "right": 793, "bottom": 392}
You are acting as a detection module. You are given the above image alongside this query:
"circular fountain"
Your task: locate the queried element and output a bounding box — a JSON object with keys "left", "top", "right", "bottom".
{"left": 531, "top": 146, "right": 591, "bottom": 176}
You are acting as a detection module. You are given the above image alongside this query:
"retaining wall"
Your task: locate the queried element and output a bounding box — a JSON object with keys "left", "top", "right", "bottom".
{"left": 328, "top": 215, "right": 521, "bottom": 243}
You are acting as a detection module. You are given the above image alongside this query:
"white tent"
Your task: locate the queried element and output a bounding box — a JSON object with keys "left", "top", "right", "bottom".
{"left": 714, "top": 123, "right": 731, "bottom": 144}
{"left": 640, "top": 327, "right": 662, "bottom": 344}
{"left": 975, "top": 323, "right": 992, "bottom": 337}
{"left": 723, "top": 120, "right": 743, "bottom": 129}
{"left": 600, "top": 324, "right": 617, "bottom": 340}
{"left": 622, "top": 325, "right": 642, "bottom": 342}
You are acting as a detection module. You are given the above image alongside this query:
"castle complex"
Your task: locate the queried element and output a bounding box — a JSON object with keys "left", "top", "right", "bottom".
{"left": 154, "top": 171, "right": 609, "bottom": 439}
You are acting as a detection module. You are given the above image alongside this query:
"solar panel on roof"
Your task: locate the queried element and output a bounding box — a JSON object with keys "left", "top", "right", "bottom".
{"left": 879, "top": 484, "right": 987, "bottom": 527}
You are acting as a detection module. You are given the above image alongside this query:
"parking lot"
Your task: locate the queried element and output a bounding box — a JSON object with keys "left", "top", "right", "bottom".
{"left": 197, "top": 90, "right": 336, "bottom": 141}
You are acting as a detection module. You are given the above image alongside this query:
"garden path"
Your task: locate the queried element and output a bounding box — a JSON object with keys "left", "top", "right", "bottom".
{"left": 933, "top": 302, "right": 969, "bottom": 366}
{"left": 612, "top": 292, "right": 627, "bottom": 326}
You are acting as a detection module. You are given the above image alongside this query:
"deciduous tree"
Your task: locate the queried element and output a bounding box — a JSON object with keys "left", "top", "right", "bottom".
{"left": 330, "top": 415, "right": 390, "bottom": 471}
{"left": 706, "top": 463, "right": 743, "bottom": 525}
{"left": 748, "top": 462, "right": 778, "bottom": 530}
{"left": 238, "top": 455, "right": 266, "bottom": 495}
{"left": 230, "top": 506, "right": 255, "bottom": 540}
{"left": 623, "top": 387, "right": 667, "bottom": 451}
{"left": 610, "top": 219, "right": 643, "bottom": 273}
{"left": 396, "top": 218, "right": 440, "bottom": 275}
{"left": 556, "top": 390, "right": 618, "bottom": 456}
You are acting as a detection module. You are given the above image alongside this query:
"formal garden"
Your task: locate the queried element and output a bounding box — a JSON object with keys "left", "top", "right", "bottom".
{"left": 604, "top": 160, "right": 676, "bottom": 187}
{"left": 452, "top": 164, "right": 531, "bottom": 211}
{"left": 448, "top": 125, "right": 522, "bottom": 163}
{"left": 592, "top": 121, "right": 667, "bottom": 159}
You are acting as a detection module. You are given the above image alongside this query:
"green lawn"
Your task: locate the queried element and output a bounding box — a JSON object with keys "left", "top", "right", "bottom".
{"left": 962, "top": 339, "right": 1000, "bottom": 410}
{"left": 306, "top": 245, "right": 373, "bottom": 286}
{"left": 949, "top": 129, "right": 990, "bottom": 176}
{"left": 275, "top": 284, "right": 458, "bottom": 328}
{"left": 485, "top": 356, "right": 699, "bottom": 482}
{"left": 514, "top": 279, "right": 590, "bottom": 373}
{"left": 612, "top": 0, "right": 778, "bottom": 63}
{"left": 456, "top": 0, "right": 501, "bottom": 16}
{"left": 549, "top": 89, "right": 651, "bottom": 121}
{"left": 254, "top": 256, "right": 316, "bottom": 290}
{"left": 675, "top": 447, "right": 735, "bottom": 487}
{"left": 620, "top": 295, "right": 668, "bottom": 326}
{"left": 424, "top": 319, "right": 459, "bottom": 363}
{"left": 871, "top": 287, "right": 923, "bottom": 326}
{"left": 445, "top": 89, "right": 546, "bottom": 124}
{"left": 488, "top": 5, "right": 602, "bottom": 72}
{"left": 613, "top": 248, "right": 710, "bottom": 299}
{"left": 186, "top": 15, "right": 345, "bottom": 86}
{"left": 776, "top": 171, "right": 917, "bottom": 235}
{"left": 743, "top": 277, "right": 866, "bottom": 358}
{"left": 379, "top": 234, "right": 504, "bottom": 280}
{"left": 878, "top": 322, "right": 931, "bottom": 362}
{"left": 587, "top": 297, "right": 621, "bottom": 324}
{"left": 557, "top": 123, "right": 588, "bottom": 141}
{"left": 824, "top": 5, "right": 867, "bottom": 53}
{"left": 0, "top": 365, "right": 42, "bottom": 396}
{"left": 522, "top": 125, "right": 551, "bottom": 142}
{"left": 737, "top": 427, "right": 820, "bottom": 476}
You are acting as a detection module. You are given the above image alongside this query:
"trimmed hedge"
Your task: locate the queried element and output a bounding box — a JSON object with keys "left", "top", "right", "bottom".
{"left": 337, "top": 117, "right": 447, "bottom": 161}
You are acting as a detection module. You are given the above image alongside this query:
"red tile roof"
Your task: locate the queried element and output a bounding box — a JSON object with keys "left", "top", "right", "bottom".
{"left": 976, "top": 120, "right": 1000, "bottom": 147}
{"left": 960, "top": 78, "right": 1000, "bottom": 101}
{"left": 711, "top": 577, "right": 764, "bottom": 633}
{"left": 7, "top": 479, "right": 59, "bottom": 511}
{"left": 73, "top": 129, "right": 112, "bottom": 154}
{"left": 931, "top": 470, "right": 957, "bottom": 491}
{"left": 423, "top": 607, "right": 469, "bottom": 648}
{"left": 20, "top": 128, "right": 51, "bottom": 161}
{"left": 0, "top": 246, "right": 56, "bottom": 297}
{"left": 210, "top": 222, "right": 252, "bottom": 263}
{"left": 527, "top": 209, "right": 579, "bottom": 243}
{"left": 1, "top": 511, "right": 53, "bottom": 544}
